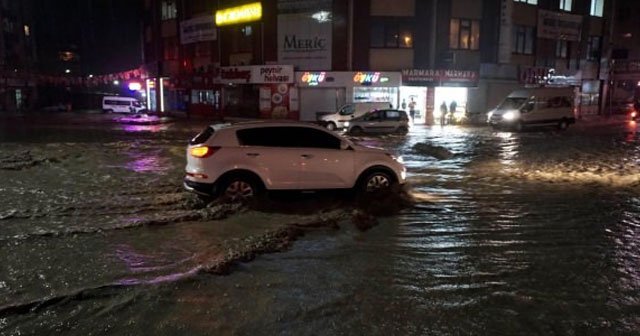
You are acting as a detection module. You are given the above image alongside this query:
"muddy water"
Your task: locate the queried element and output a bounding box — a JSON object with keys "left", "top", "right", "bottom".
{"left": 1, "top": 114, "right": 640, "bottom": 335}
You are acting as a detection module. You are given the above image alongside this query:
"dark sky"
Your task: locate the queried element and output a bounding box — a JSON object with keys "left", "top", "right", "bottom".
{"left": 34, "top": 0, "right": 143, "bottom": 75}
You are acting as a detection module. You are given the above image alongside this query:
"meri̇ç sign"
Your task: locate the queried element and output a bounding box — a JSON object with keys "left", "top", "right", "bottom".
{"left": 401, "top": 69, "right": 478, "bottom": 87}
{"left": 219, "top": 65, "right": 294, "bottom": 84}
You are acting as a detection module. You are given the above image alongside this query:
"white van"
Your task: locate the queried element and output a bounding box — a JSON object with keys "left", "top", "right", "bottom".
{"left": 318, "top": 102, "right": 391, "bottom": 130}
{"left": 102, "top": 96, "right": 146, "bottom": 114}
{"left": 487, "top": 87, "right": 576, "bottom": 131}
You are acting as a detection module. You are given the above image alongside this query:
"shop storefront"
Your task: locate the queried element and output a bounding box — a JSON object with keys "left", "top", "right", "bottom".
{"left": 401, "top": 69, "right": 478, "bottom": 124}
{"left": 177, "top": 72, "right": 222, "bottom": 118}
{"left": 218, "top": 65, "right": 298, "bottom": 119}
{"left": 295, "top": 71, "right": 401, "bottom": 121}
{"left": 611, "top": 60, "right": 640, "bottom": 113}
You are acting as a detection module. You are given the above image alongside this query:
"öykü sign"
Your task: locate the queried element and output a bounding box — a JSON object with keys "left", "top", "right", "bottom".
{"left": 180, "top": 16, "right": 216, "bottom": 44}
{"left": 219, "top": 65, "right": 294, "bottom": 84}
{"left": 278, "top": 13, "right": 332, "bottom": 70}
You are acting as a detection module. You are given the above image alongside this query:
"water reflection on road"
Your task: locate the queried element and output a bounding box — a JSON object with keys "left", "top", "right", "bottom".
{"left": 1, "top": 116, "right": 640, "bottom": 335}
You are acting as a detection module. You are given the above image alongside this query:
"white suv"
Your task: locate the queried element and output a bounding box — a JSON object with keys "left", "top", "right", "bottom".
{"left": 184, "top": 121, "right": 406, "bottom": 200}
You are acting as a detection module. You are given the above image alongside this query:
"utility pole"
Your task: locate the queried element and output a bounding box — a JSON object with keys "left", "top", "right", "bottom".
{"left": 600, "top": 0, "right": 616, "bottom": 116}
{"left": 429, "top": 0, "right": 437, "bottom": 68}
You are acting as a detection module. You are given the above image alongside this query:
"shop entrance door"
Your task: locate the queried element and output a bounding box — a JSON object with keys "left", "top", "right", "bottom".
{"left": 434, "top": 87, "right": 468, "bottom": 125}
{"left": 400, "top": 86, "right": 428, "bottom": 124}
{"left": 300, "top": 88, "right": 346, "bottom": 121}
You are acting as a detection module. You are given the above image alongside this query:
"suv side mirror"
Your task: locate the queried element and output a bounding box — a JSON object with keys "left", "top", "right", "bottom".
{"left": 340, "top": 140, "right": 352, "bottom": 150}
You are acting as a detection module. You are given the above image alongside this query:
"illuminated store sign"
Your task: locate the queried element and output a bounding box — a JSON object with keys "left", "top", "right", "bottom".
{"left": 353, "top": 72, "right": 388, "bottom": 84}
{"left": 301, "top": 72, "right": 326, "bottom": 86}
{"left": 215, "top": 2, "right": 262, "bottom": 26}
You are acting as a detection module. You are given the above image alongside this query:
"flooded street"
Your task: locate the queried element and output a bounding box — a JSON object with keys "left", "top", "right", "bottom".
{"left": 2, "top": 113, "right": 640, "bottom": 335}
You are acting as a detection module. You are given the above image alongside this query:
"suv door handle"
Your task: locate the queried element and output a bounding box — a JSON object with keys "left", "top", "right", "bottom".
{"left": 301, "top": 154, "right": 314, "bottom": 159}
{"left": 246, "top": 153, "right": 260, "bottom": 157}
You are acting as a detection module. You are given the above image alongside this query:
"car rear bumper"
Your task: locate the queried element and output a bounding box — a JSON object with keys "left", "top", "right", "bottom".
{"left": 183, "top": 178, "right": 216, "bottom": 196}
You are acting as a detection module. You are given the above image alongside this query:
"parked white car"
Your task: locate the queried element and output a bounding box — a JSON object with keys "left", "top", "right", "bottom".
{"left": 319, "top": 102, "right": 391, "bottom": 131}
{"left": 184, "top": 121, "right": 406, "bottom": 200}
{"left": 347, "top": 109, "right": 410, "bottom": 135}
{"left": 102, "top": 96, "right": 146, "bottom": 114}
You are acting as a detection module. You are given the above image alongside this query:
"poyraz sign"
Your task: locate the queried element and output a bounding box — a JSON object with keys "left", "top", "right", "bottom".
{"left": 219, "top": 65, "right": 294, "bottom": 84}
{"left": 180, "top": 16, "right": 216, "bottom": 44}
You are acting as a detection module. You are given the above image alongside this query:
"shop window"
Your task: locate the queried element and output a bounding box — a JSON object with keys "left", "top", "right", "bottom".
{"left": 556, "top": 40, "right": 568, "bottom": 58}
{"left": 514, "top": 0, "right": 537, "bottom": 4}
{"left": 353, "top": 87, "right": 398, "bottom": 110}
{"left": 512, "top": 25, "right": 534, "bottom": 55}
{"left": 449, "top": 19, "right": 480, "bottom": 50}
{"left": 191, "top": 90, "right": 214, "bottom": 104}
{"left": 587, "top": 36, "right": 601, "bottom": 61}
{"left": 590, "top": 0, "right": 604, "bottom": 17}
{"left": 370, "top": 20, "right": 413, "bottom": 48}
{"left": 559, "top": 0, "right": 572, "bottom": 11}
{"left": 161, "top": 1, "right": 177, "bottom": 20}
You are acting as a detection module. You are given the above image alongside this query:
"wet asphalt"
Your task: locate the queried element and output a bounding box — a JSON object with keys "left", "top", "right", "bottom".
{"left": 1, "top": 112, "right": 640, "bottom": 335}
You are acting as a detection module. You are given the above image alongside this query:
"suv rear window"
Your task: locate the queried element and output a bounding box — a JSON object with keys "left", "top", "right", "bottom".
{"left": 189, "top": 126, "right": 214, "bottom": 145}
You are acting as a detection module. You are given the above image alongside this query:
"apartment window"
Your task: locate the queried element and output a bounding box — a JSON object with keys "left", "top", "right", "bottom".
{"left": 512, "top": 25, "right": 534, "bottom": 54}
{"left": 617, "top": 6, "right": 630, "bottom": 22}
{"left": 556, "top": 40, "right": 568, "bottom": 58}
{"left": 163, "top": 37, "right": 178, "bottom": 60}
{"left": 23, "top": 24, "right": 29, "bottom": 37}
{"left": 559, "top": 0, "right": 572, "bottom": 11}
{"left": 514, "top": 0, "right": 538, "bottom": 4}
{"left": 161, "top": 1, "right": 177, "bottom": 20}
{"left": 449, "top": 19, "right": 480, "bottom": 50}
{"left": 590, "top": 0, "right": 604, "bottom": 17}
{"left": 370, "top": 20, "right": 413, "bottom": 48}
{"left": 587, "top": 36, "right": 601, "bottom": 61}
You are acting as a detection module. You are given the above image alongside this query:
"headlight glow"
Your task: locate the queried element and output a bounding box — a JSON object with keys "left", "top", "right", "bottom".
{"left": 502, "top": 111, "right": 517, "bottom": 121}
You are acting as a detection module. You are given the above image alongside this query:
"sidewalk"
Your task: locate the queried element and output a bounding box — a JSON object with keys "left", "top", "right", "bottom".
{"left": 575, "top": 113, "right": 630, "bottom": 127}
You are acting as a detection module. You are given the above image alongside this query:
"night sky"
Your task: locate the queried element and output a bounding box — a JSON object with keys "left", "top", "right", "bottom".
{"left": 34, "top": 0, "right": 143, "bottom": 75}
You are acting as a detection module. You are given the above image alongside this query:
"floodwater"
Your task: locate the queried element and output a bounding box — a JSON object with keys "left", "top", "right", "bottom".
{"left": 1, "top": 113, "right": 640, "bottom": 335}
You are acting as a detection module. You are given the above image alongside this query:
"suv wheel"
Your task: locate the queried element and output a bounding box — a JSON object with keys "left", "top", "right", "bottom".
{"left": 360, "top": 170, "right": 393, "bottom": 193}
{"left": 220, "top": 175, "right": 261, "bottom": 202}
{"left": 326, "top": 122, "right": 337, "bottom": 131}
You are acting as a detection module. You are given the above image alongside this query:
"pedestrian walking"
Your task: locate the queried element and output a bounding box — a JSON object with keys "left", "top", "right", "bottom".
{"left": 439, "top": 101, "right": 448, "bottom": 126}
{"left": 408, "top": 98, "right": 417, "bottom": 123}
{"left": 401, "top": 98, "right": 407, "bottom": 111}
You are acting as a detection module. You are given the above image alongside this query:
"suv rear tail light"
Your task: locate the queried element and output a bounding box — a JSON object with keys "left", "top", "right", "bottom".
{"left": 190, "top": 146, "right": 219, "bottom": 158}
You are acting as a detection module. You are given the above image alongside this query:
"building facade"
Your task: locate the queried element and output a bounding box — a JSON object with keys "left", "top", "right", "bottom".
{"left": 0, "top": 0, "right": 37, "bottom": 112}
{"left": 142, "top": 0, "right": 614, "bottom": 122}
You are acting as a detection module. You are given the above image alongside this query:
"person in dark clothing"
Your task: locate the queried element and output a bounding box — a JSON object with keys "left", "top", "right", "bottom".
{"left": 439, "top": 101, "right": 448, "bottom": 126}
